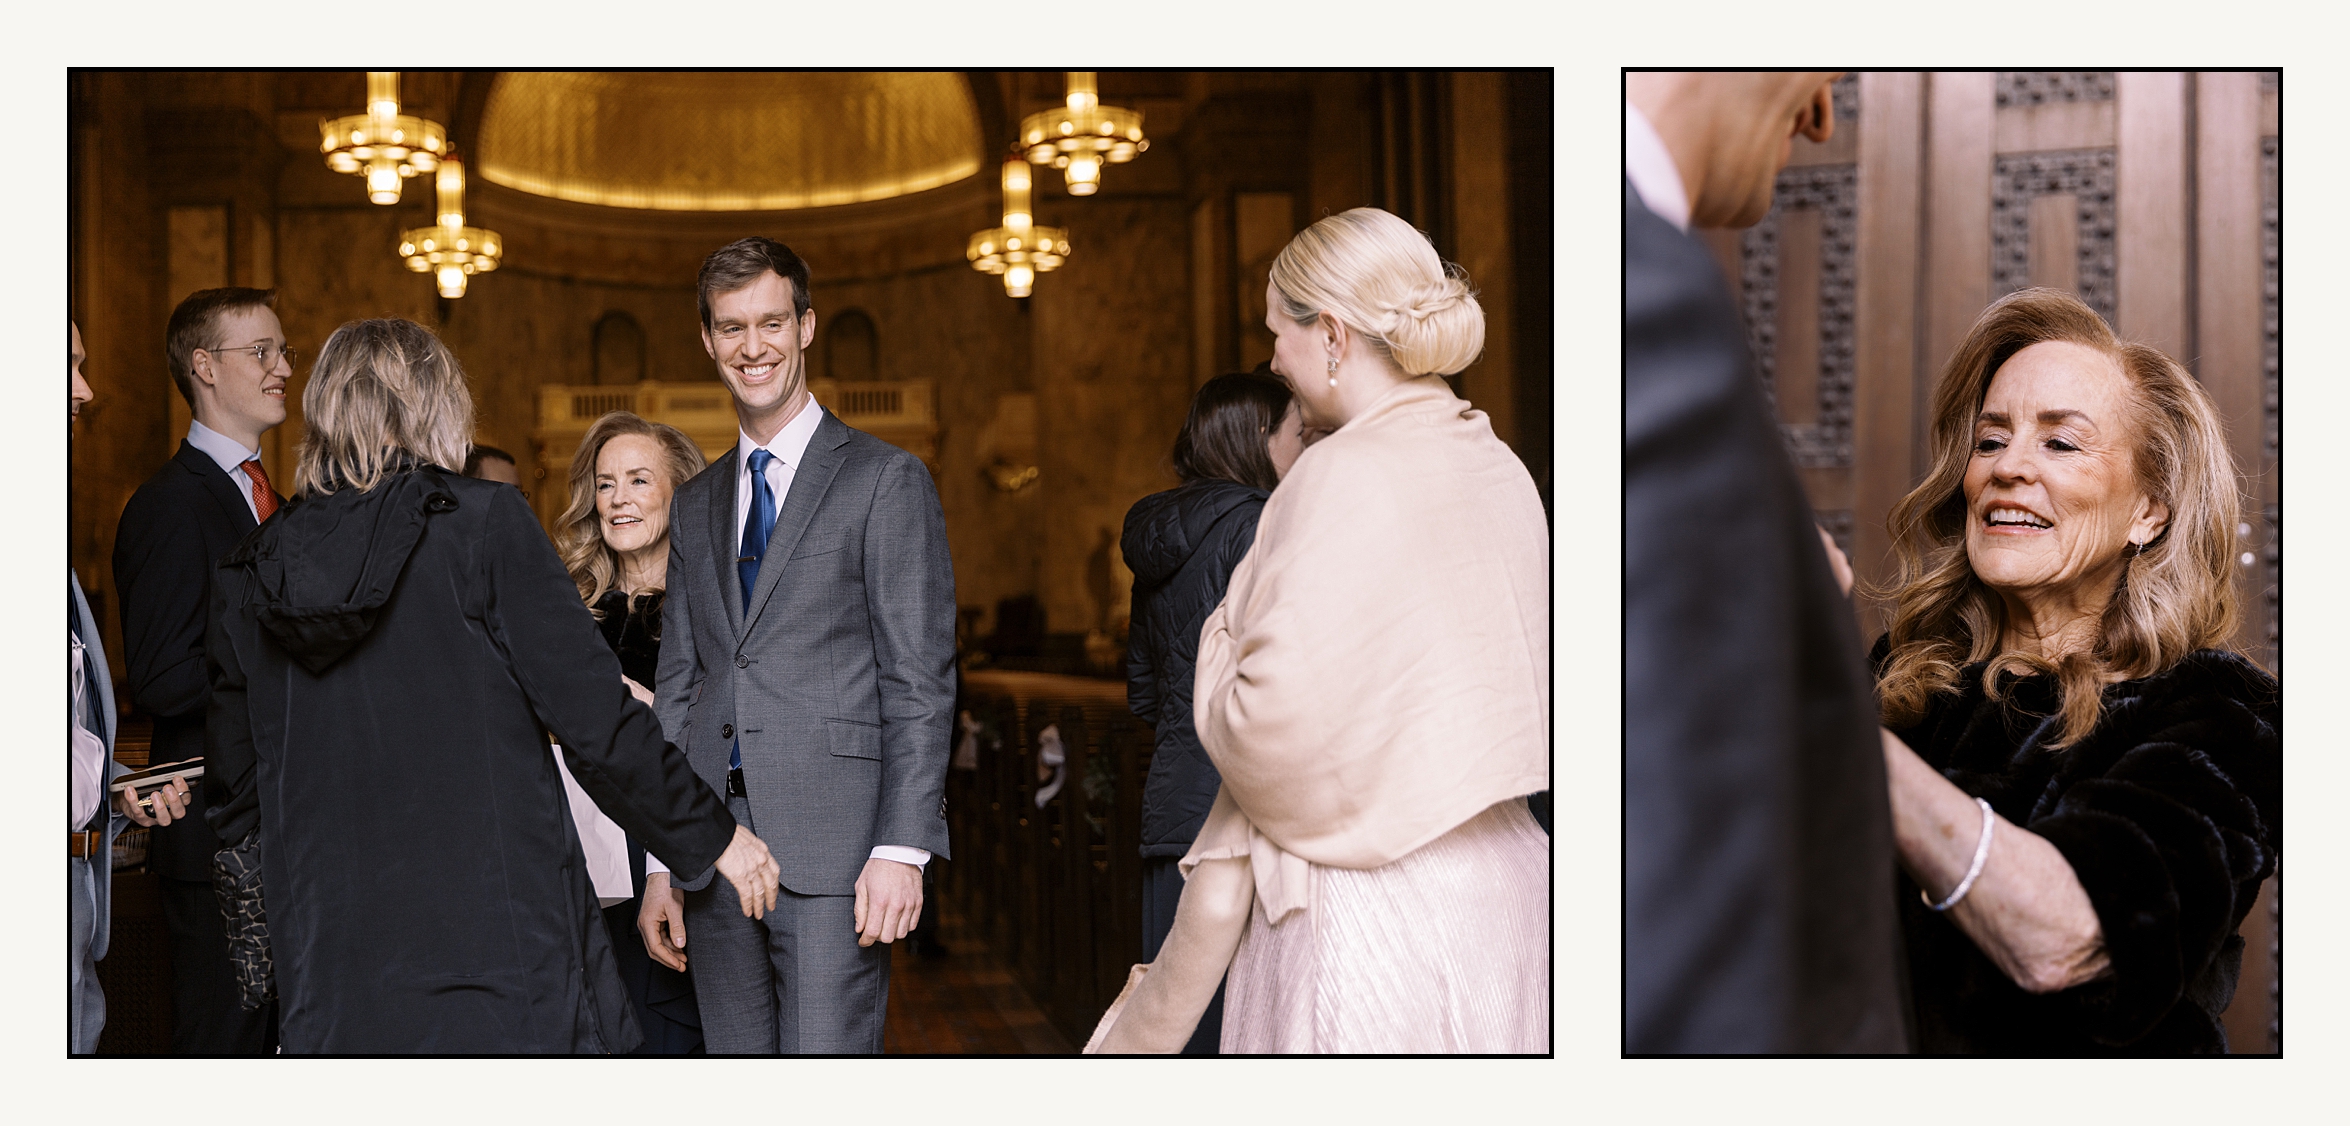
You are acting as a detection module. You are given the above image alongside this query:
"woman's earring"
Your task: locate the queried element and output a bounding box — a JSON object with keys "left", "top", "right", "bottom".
{"left": 1326, "top": 357, "right": 1339, "bottom": 388}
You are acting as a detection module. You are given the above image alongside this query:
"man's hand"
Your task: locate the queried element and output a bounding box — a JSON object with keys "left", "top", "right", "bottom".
{"left": 713, "top": 825, "right": 780, "bottom": 920}
{"left": 622, "top": 676, "right": 656, "bottom": 708}
{"left": 116, "top": 777, "right": 190, "bottom": 828}
{"left": 637, "top": 871, "right": 688, "bottom": 971}
{"left": 854, "top": 857, "right": 923, "bottom": 948}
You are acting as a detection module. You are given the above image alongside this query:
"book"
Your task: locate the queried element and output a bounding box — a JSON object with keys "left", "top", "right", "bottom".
{"left": 108, "top": 758, "right": 204, "bottom": 795}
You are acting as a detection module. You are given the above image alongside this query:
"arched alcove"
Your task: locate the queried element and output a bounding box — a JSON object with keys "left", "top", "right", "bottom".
{"left": 591, "top": 311, "right": 646, "bottom": 386}
{"left": 827, "top": 308, "right": 879, "bottom": 382}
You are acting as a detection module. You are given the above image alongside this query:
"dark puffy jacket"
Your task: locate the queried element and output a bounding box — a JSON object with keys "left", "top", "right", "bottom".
{"left": 1122, "top": 478, "right": 1268, "bottom": 857}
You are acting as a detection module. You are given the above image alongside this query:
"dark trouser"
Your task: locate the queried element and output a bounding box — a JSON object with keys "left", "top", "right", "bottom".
{"left": 159, "top": 876, "right": 275, "bottom": 1055}
{"left": 1140, "top": 855, "right": 1225, "bottom": 1056}
{"left": 682, "top": 795, "right": 890, "bottom": 1054}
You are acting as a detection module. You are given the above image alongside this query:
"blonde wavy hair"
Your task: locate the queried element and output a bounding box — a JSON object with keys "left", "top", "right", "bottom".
{"left": 555, "top": 411, "right": 707, "bottom": 611}
{"left": 295, "top": 318, "right": 473, "bottom": 496}
{"left": 1875, "top": 288, "right": 2243, "bottom": 748}
{"left": 1268, "top": 207, "right": 1485, "bottom": 377}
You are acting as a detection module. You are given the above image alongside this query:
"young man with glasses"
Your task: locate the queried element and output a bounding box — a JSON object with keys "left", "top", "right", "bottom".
{"left": 109, "top": 286, "right": 291, "bottom": 1054}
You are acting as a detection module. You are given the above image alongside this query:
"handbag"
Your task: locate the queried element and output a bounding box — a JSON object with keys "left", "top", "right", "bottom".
{"left": 210, "top": 831, "right": 277, "bottom": 1011}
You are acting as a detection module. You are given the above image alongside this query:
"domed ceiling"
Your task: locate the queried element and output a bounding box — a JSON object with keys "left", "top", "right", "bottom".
{"left": 475, "top": 72, "right": 985, "bottom": 211}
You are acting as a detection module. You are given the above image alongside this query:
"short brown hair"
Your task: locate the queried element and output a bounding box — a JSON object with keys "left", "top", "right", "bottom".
{"left": 697, "top": 237, "right": 811, "bottom": 329}
{"left": 166, "top": 287, "right": 277, "bottom": 407}
{"left": 1172, "top": 369, "right": 1292, "bottom": 493}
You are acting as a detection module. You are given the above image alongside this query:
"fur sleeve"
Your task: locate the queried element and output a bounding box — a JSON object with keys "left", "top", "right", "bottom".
{"left": 2028, "top": 653, "right": 2280, "bottom": 1045}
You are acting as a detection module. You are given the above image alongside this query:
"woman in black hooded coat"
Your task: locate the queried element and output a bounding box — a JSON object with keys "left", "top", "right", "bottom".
{"left": 1119, "top": 369, "right": 1310, "bottom": 1055}
{"left": 203, "top": 318, "right": 778, "bottom": 1054}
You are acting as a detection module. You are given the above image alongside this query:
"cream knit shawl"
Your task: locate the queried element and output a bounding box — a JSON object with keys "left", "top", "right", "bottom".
{"left": 1186, "top": 374, "right": 1550, "bottom": 923}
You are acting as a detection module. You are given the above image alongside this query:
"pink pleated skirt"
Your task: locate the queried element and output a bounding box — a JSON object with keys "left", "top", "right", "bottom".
{"left": 1220, "top": 797, "right": 1551, "bottom": 1054}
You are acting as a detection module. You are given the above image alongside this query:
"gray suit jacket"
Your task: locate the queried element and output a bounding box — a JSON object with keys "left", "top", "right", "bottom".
{"left": 71, "top": 569, "right": 127, "bottom": 961}
{"left": 655, "top": 409, "right": 956, "bottom": 897}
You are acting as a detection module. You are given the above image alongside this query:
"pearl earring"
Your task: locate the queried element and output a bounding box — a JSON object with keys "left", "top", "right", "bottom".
{"left": 1326, "top": 357, "right": 1339, "bottom": 388}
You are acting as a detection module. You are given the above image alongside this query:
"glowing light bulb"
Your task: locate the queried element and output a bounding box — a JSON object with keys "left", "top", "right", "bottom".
{"left": 437, "top": 265, "right": 467, "bottom": 298}
{"left": 367, "top": 159, "right": 402, "bottom": 204}
{"left": 1004, "top": 264, "right": 1034, "bottom": 297}
{"left": 1065, "top": 153, "right": 1102, "bottom": 196}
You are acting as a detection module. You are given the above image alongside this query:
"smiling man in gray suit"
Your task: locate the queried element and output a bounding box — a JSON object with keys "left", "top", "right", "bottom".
{"left": 636, "top": 236, "right": 955, "bottom": 1054}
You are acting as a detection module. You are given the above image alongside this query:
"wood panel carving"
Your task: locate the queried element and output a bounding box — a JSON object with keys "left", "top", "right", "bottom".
{"left": 2260, "top": 128, "right": 2280, "bottom": 1056}
{"left": 1739, "top": 163, "right": 1858, "bottom": 472}
{"left": 1995, "top": 71, "right": 2116, "bottom": 107}
{"left": 1992, "top": 148, "right": 2118, "bottom": 325}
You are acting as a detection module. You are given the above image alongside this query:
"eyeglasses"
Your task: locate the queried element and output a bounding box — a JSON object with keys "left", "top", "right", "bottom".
{"left": 202, "top": 342, "right": 298, "bottom": 368}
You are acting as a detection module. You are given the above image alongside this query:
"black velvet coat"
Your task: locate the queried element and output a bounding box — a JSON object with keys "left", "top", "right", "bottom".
{"left": 1122, "top": 478, "right": 1267, "bottom": 858}
{"left": 206, "top": 466, "right": 736, "bottom": 1053}
{"left": 591, "top": 590, "right": 705, "bottom": 1055}
{"left": 1877, "top": 641, "right": 2281, "bottom": 1054}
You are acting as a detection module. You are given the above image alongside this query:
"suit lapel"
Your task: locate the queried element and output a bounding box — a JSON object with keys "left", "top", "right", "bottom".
{"left": 70, "top": 571, "right": 115, "bottom": 747}
{"left": 178, "top": 441, "right": 260, "bottom": 533}
{"left": 707, "top": 452, "right": 745, "bottom": 641}
{"left": 741, "top": 412, "right": 849, "bottom": 640}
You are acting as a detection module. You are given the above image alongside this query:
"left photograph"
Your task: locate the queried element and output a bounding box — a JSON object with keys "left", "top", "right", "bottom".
{"left": 66, "top": 70, "right": 1555, "bottom": 1056}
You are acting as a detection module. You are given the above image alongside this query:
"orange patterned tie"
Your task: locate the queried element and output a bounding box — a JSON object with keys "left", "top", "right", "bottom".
{"left": 241, "top": 459, "right": 280, "bottom": 523}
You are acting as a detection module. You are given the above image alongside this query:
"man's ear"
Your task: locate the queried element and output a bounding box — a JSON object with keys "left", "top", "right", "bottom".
{"left": 190, "top": 350, "right": 220, "bottom": 392}
{"left": 700, "top": 326, "right": 716, "bottom": 359}
{"left": 798, "top": 308, "right": 818, "bottom": 350}
{"left": 1798, "top": 80, "right": 1835, "bottom": 144}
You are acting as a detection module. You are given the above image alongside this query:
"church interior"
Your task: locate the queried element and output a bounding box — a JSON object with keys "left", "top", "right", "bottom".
{"left": 66, "top": 69, "right": 1554, "bottom": 1054}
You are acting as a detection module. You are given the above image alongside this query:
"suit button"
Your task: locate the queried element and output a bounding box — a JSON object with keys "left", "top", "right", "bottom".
{"left": 721, "top": 724, "right": 734, "bottom": 739}
{"left": 939, "top": 798, "right": 948, "bottom": 817}
{"left": 735, "top": 655, "right": 749, "bottom": 668}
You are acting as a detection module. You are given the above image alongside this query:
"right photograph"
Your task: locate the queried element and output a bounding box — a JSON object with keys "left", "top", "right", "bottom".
{"left": 1624, "top": 71, "right": 2281, "bottom": 1055}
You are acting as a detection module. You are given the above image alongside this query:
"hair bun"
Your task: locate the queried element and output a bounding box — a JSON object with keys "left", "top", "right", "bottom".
{"left": 1381, "top": 272, "right": 1485, "bottom": 376}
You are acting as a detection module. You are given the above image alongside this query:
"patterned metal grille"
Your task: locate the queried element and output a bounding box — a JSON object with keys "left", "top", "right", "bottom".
{"left": 1738, "top": 162, "right": 1860, "bottom": 470}
{"left": 1991, "top": 149, "right": 2119, "bottom": 325}
{"left": 1994, "top": 71, "right": 2116, "bottom": 107}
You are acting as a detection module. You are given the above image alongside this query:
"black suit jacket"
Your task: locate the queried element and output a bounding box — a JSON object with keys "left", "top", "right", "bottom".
{"left": 1623, "top": 180, "right": 1908, "bottom": 1053}
{"left": 113, "top": 439, "right": 274, "bottom": 881}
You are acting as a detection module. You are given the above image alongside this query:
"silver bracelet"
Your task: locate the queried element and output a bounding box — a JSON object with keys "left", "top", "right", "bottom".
{"left": 1923, "top": 797, "right": 1995, "bottom": 913}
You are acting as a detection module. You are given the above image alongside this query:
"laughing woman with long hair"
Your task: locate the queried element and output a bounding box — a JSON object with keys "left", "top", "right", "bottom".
{"left": 1871, "top": 288, "right": 2279, "bottom": 1054}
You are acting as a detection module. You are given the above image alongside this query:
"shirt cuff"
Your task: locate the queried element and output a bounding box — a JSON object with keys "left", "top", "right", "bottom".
{"left": 650, "top": 846, "right": 930, "bottom": 874}
{"left": 871, "top": 845, "right": 931, "bottom": 868}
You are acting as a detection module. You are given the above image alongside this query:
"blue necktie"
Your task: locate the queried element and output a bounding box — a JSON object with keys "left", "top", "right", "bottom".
{"left": 732, "top": 449, "right": 778, "bottom": 772}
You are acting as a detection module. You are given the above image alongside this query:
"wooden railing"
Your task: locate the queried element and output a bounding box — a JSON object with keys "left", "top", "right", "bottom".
{"left": 940, "top": 672, "right": 1148, "bottom": 1048}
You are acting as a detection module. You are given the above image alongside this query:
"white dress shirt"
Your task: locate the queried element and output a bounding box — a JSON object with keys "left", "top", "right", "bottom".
{"left": 648, "top": 397, "right": 931, "bottom": 875}
{"left": 1625, "top": 101, "right": 1692, "bottom": 233}
{"left": 187, "top": 419, "right": 265, "bottom": 524}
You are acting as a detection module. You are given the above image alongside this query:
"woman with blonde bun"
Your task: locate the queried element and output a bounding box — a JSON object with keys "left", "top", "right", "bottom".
{"left": 1086, "top": 208, "right": 1550, "bottom": 1054}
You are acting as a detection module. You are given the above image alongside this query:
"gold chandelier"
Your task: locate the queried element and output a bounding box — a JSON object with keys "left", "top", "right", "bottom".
{"left": 1019, "top": 72, "right": 1147, "bottom": 196}
{"left": 321, "top": 72, "right": 447, "bottom": 205}
{"left": 398, "top": 158, "right": 503, "bottom": 298}
{"left": 967, "top": 157, "right": 1068, "bottom": 298}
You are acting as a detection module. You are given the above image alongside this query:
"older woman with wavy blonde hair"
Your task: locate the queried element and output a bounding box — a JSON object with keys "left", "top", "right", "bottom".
{"left": 203, "top": 318, "right": 778, "bottom": 1053}
{"left": 1087, "top": 208, "right": 1549, "bottom": 1054}
{"left": 1871, "top": 288, "right": 2278, "bottom": 1054}
{"left": 552, "top": 410, "right": 712, "bottom": 1053}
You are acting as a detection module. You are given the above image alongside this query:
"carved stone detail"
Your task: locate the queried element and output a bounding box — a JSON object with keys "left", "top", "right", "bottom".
{"left": 1738, "top": 162, "right": 1858, "bottom": 469}
{"left": 1832, "top": 73, "right": 1858, "bottom": 122}
{"left": 1994, "top": 71, "right": 2116, "bottom": 107}
{"left": 1991, "top": 149, "right": 2118, "bottom": 325}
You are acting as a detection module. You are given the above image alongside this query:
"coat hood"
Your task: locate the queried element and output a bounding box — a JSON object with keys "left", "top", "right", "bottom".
{"left": 220, "top": 465, "right": 461, "bottom": 674}
{"left": 1121, "top": 478, "right": 1268, "bottom": 587}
